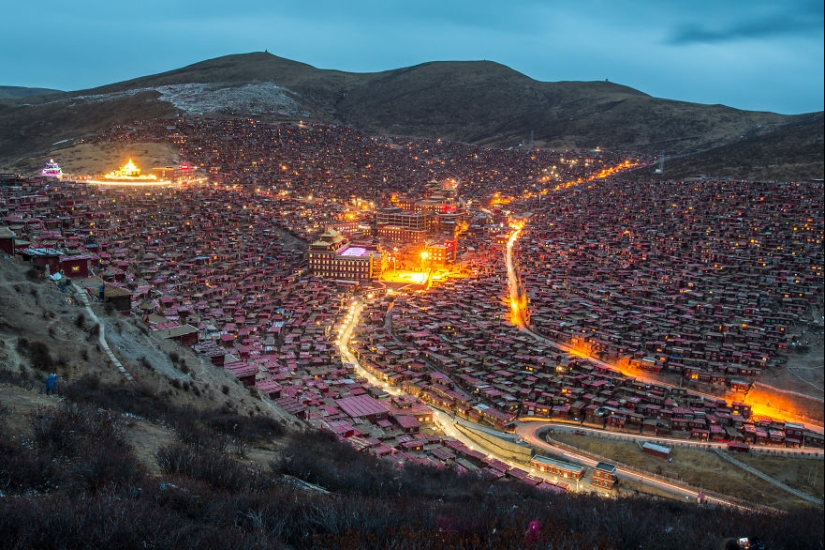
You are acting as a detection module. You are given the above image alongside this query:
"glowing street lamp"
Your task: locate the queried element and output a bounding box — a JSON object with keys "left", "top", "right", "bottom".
{"left": 420, "top": 250, "right": 430, "bottom": 271}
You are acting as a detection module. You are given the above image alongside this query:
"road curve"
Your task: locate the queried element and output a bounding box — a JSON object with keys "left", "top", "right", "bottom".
{"left": 517, "top": 421, "right": 781, "bottom": 512}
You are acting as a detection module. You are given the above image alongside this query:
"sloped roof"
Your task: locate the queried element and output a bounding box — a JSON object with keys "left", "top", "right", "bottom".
{"left": 336, "top": 394, "right": 389, "bottom": 418}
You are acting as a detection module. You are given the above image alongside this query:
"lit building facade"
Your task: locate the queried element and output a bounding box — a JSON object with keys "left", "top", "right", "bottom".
{"left": 307, "top": 229, "right": 380, "bottom": 281}
{"left": 375, "top": 208, "right": 427, "bottom": 231}
{"left": 377, "top": 226, "right": 427, "bottom": 243}
{"left": 375, "top": 208, "right": 428, "bottom": 243}
{"left": 424, "top": 240, "right": 457, "bottom": 266}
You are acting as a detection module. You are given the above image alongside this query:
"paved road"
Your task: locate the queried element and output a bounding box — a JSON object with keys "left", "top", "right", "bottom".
{"left": 504, "top": 226, "right": 825, "bottom": 435}
{"left": 517, "top": 421, "right": 778, "bottom": 511}
{"left": 339, "top": 295, "right": 793, "bottom": 510}
{"left": 337, "top": 298, "right": 401, "bottom": 396}
{"left": 516, "top": 419, "right": 824, "bottom": 458}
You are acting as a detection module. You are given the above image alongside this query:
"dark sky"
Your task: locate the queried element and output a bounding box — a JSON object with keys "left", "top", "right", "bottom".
{"left": 3, "top": 0, "right": 822, "bottom": 114}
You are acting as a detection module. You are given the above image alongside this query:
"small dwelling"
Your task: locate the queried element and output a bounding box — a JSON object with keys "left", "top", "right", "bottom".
{"left": 154, "top": 324, "right": 200, "bottom": 347}
{"left": 529, "top": 455, "right": 586, "bottom": 480}
{"left": 0, "top": 226, "right": 15, "bottom": 256}
{"left": 22, "top": 248, "right": 60, "bottom": 274}
{"left": 103, "top": 285, "right": 132, "bottom": 313}
{"left": 641, "top": 441, "right": 672, "bottom": 461}
{"left": 60, "top": 254, "right": 96, "bottom": 278}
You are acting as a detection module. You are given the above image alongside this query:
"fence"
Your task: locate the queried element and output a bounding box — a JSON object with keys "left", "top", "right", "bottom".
{"left": 750, "top": 447, "right": 824, "bottom": 460}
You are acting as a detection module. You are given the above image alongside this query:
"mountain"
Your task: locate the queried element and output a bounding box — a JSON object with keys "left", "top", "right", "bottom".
{"left": 0, "top": 85, "right": 63, "bottom": 101}
{"left": 0, "top": 52, "right": 821, "bottom": 180}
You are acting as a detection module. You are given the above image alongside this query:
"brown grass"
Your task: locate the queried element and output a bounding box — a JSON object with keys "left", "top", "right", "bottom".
{"left": 550, "top": 432, "right": 822, "bottom": 509}
{"left": 736, "top": 453, "right": 825, "bottom": 500}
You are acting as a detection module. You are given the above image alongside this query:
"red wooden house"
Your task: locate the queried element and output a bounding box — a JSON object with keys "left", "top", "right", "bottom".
{"left": 60, "top": 254, "right": 96, "bottom": 278}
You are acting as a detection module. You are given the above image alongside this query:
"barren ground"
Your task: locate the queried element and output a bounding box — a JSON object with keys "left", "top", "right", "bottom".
{"left": 759, "top": 327, "right": 825, "bottom": 400}
{"left": 21, "top": 141, "right": 180, "bottom": 178}
{"left": 550, "top": 432, "right": 823, "bottom": 510}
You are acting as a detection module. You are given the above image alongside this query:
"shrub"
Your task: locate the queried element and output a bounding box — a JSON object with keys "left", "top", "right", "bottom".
{"left": 21, "top": 341, "right": 54, "bottom": 372}
{"left": 30, "top": 404, "right": 86, "bottom": 458}
{"left": 0, "top": 435, "right": 62, "bottom": 494}
{"left": 202, "top": 410, "right": 285, "bottom": 442}
{"left": 156, "top": 444, "right": 254, "bottom": 492}
{"left": 25, "top": 266, "right": 41, "bottom": 281}
{"left": 62, "top": 375, "right": 167, "bottom": 420}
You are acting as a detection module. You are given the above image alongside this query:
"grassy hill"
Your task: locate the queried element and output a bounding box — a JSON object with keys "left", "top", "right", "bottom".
{"left": 0, "top": 52, "right": 821, "bottom": 180}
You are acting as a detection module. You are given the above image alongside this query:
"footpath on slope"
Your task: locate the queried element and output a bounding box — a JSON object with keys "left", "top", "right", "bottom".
{"left": 72, "top": 285, "right": 135, "bottom": 384}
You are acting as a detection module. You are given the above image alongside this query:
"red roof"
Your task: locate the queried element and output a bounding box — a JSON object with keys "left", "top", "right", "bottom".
{"left": 394, "top": 415, "right": 421, "bottom": 429}
{"left": 336, "top": 394, "right": 390, "bottom": 419}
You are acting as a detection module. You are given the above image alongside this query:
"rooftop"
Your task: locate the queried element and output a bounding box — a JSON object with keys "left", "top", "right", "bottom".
{"left": 336, "top": 394, "right": 390, "bottom": 419}
{"left": 339, "top": 246, "right": 369, "bottom": 257}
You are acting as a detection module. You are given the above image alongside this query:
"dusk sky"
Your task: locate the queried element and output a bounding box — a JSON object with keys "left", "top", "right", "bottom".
{"left": 2, "top": 0, "right": 822, "bottom": 114}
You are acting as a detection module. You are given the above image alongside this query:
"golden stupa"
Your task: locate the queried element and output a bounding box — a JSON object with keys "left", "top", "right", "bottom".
{"left": 103, "top": 159, "right": 158, "bottom": 182}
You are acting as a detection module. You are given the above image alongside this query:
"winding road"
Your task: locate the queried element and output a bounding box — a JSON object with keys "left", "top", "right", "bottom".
{"left": 503, "top": 224, "right": 823, "bottom": 509}
{"left": 504, "top": 224, "right": 824, "bottom": 434}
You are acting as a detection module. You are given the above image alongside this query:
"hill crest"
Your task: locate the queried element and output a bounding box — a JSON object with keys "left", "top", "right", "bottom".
{"left": 0, "top": 52, "right": 822, "bottom": 181}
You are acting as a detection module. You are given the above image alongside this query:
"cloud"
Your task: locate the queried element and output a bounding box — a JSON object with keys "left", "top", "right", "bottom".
{"left": 667, "top": 1, "right": 824, "bottom": 44}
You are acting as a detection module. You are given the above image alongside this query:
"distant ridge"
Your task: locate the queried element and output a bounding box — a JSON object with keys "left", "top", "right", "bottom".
{"left": 0, "top": 85, "right": 63, "bottom": 100}
{"left": 0, "top": 52, "right": 822, "bottom": 181}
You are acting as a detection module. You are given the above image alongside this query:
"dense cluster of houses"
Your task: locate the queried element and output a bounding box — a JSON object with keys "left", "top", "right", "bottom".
{"left": 349, "top": 253, "right": 824, "bottom": 449}
{"left": 517, "top": 178, "right": 823, "bottom": 384}
{"left": 0, "top": 187, "right": 603, "bottom": 490}
{"left": 1, "top": 118, "right": 822, "bottom": 496}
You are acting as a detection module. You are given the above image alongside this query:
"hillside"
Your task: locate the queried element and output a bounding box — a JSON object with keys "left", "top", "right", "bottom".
{"left": 0, "top": 256, "right": 301, "bottom": 426}
{"left": 0, "top": 86, "right": 63, "bottom": 104}
{"left": 1, "top": 256, "right": 822, "bottom": 549}
{"left": 0, "top": 52, "right": 821, "bottom": 181}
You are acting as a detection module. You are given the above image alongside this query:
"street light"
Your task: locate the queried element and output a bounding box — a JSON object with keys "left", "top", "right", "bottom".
{"left": 420, "top": 250, "right": 430, "bottom": 272}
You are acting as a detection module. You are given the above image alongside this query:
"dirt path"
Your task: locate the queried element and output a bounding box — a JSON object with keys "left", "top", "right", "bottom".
{"left": 73, "top": 286, "right": 135, "bottom": 384}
